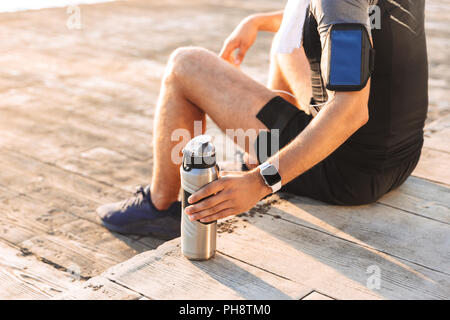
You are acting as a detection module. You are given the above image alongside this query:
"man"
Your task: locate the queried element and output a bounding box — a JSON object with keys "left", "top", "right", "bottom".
{"left": 97, "top": 0, "right": 428, "bottom": 239}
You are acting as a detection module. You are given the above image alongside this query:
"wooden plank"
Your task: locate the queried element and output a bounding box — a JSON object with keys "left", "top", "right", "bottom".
{"left": 55, "top": 276, "right": 141, "bottom": 300}
{"left": 0, "top": 195, "right": 78, "bottom": 245}
{"left": 57, "top": 219, "right": 159, "bottom": 258}
{"left": 0, "top": 148, "right": 164, "bottom": 240}
{"left": 0, "top": 154, "right": 145, "bottom": 240}
{"left": 20, "top": 229, "right": 145, "bottom": 279}
{"left": 0, "top": 240, "right": 75, "bottom": 299}
{"left": 30, "top": 74, "right": 161, "bottom": 134}
{"left": 0, "top": 106, "right": 152, "bottom": 163}
{"left": 424, "top": 114, "right": 450, "bottom": 137}
{"left": 0, "top": 149, "right": 164, "bottom": 278}
{"left": 413, "top": 147, "right": 450, "bottom": 186}
{"left": 378, "top": 176, "right": 450, "bottom": 224}
{"left": 54, "top": 192, "right": 450, "bottom": 299}
{"left": 0, "top": 71, "right": 158, "bottom": 188}
{"left": 272, "top": 193, "right": 450, "bottom": 275}
{"left": 102, "top": 239, "right": 313, "bottom": 300}
{"left": 55, "top": 147, "right": 153, "bottom": 190}
{"left": 217, "top": 204, "right": 450, "bottom": 300}
{"left": 0, "top": 149, "right": 129, "bottom": 222}
{"left": 301, "top": 291, "right": 335, "bottom": 300}
{"left": 0, "top": 184, "right": 18, "bottom": 200}
{"left": 0, "top": 195, "right": 161, "bottom": 278}
{"left": 414, "top": 112, "right": 450, "bottom": 186}
{"left": 0, "top": 109, "right": 91, "bottom": 164}
{"left": 424, "top": 127, "right": 450, "bottom": 153}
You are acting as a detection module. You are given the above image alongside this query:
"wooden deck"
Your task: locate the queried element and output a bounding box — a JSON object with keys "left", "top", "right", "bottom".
{"left": 0, "top": 0, "right": 449, "bottom": 299}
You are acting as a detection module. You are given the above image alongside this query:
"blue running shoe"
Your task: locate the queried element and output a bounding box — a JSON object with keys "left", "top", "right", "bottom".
{"left": 96, "top": 185, "right": 181, "bottom": 239}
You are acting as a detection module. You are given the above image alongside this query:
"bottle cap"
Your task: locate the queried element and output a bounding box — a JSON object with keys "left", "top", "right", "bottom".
{"left": 182, "top": 135, "right": 216, "bottom": 169}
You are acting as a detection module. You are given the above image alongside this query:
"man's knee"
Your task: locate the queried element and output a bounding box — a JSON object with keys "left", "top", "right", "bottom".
{"left": 166, "top": 46, "right": 209, "bottom": 79}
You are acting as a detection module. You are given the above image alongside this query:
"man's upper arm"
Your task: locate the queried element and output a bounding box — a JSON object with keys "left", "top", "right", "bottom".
{"left": 312, "top": 0, "right": 375, "bottom": 92}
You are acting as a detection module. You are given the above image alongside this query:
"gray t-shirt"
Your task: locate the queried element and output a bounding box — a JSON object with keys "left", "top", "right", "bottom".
{"left": 309, "top": 0, "right": 375, "bottom": 81}
{"left": 304, "top": 0, "right": 428, "bottom": 170}
{"left": 311, "top": 0, "right": 376, "bottom": 43}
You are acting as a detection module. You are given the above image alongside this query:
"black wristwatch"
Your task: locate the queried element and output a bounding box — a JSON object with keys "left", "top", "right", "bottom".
{"left": 258, "top": 162, "right": 282, "bottom": 193}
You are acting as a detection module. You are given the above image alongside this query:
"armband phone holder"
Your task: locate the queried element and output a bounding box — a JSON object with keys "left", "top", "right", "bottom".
{"left": 325, "top": 24, "right": 375, "bottom": 92}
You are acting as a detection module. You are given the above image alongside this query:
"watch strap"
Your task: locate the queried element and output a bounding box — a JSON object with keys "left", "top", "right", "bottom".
{"left": 258, "top": 163, "right": 282, "bottom": 193}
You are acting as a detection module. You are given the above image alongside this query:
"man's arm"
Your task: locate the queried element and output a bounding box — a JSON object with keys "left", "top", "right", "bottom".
{"left": 264, "top": 85, "right": 370, "bottom": 187}
{"left": 249, "top": 11, "right": 284, "bottom": 33}
{"left": 186, "top": 0, "right": 373, "bottom": 222}
{"left": 186, "top": 85, "right": 370, "bottom": 223}
{"left": 220, "top": 11, "right": 283, "bottom": 66}
{"left": 270, "top": 0, "right": 373, "bottom": 184}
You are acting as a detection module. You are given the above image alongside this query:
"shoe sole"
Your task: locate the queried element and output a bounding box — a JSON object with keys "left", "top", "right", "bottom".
{"left": 97, "top": 216, "right": 180, "bottom": 240}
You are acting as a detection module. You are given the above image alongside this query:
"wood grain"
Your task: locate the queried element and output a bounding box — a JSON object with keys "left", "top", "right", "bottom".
{"left": 301, "top": 291, "right": 335, "bottom": 300}
{"left": 69, "top": 191, "right": 450, "bottom": 300}
{"left": 0, "top": 241, "right": 75, "bottom": 299}
{"left": 56, "top": 147, "right": 153, "bottom": 191}
{"left": 216, "top": 211, "right": 450, "bottom": 300}
{"left": 379, "top": 176, "right": 450, "bottom": 224}
{"left": 413, "top": 147, "right": 450, "bottom": 186}
{"left": 55, "top": 276, "right": 141, "bottom": 300}
{"left": 0, "top": 193, "right": 162, "bottom": 278}
{"left": 0, "top": 184, "right": 17, "bottom": 201}
{"left": 103, "top": 239, "right": 313, "bottom": 300}
{"left": 425, "top": 128, "right": 450, "bottom": 153}
{"left": 272, "top": 192, "right": 450, "bottom": 274}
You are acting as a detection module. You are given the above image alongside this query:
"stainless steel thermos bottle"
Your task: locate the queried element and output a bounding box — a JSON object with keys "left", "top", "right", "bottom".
{"left": 180, "top": 135, "right": 218, "bottom": 260}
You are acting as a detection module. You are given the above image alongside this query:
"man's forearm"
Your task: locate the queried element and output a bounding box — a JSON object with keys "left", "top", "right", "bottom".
{"left": 248, "top": 11, "right": 284, "bottom": 33}
{"left": 264, "top": 89, "right": 370, "bottom": 188}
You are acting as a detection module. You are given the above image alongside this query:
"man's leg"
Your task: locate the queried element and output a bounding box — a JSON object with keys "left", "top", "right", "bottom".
{"left": 267, "top": 46, "right": 312, "bottom": 114}
{"left": 243, "top": 45, "right": 313, "bottom": 170}
{"left": 150, "top": 47, "right": 276, "bottom": 210}
{"left": 97, "top": 47, "right": 276, "bottom": 237}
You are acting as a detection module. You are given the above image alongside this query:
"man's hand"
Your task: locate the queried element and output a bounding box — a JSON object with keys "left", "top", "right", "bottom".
{"left": 185, "top": 170, "right": 272, "bottom": 223}
{"left": 219, "top": 17, "right": 259, "bottom": 67}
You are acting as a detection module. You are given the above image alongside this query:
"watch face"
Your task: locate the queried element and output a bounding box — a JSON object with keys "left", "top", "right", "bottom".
{"left": 261, "top": 165, "right": 281, "bottom": 186}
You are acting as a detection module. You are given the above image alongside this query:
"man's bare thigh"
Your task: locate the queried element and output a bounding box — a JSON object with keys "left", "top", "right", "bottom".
{"left": 173, "top": 47, "right": 276, "bottom": 134}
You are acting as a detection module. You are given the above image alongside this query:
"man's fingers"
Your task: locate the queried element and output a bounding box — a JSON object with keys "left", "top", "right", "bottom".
{"left": 219, "top": 40, "right": 235, "bottom": 62}
{"left": 188, "top": 179, "right": 226, "bottom": 204}
{"left": 219, "top": 40, "right": 248, "bottom": 66}
{"left": 185, "top": 190, "right": 228, "bottom": 215}
{"left": 234, "top": 47, "right": 247, "bottom": 65}
{"left": 199, "top": 208, "right": 235, "bottom": 223}
{"left": 189, "top": 200, "right": 232, "bottom": 222}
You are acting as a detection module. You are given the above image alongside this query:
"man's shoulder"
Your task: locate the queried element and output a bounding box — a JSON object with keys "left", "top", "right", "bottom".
{"left": 310, "top": 0, "right": 373, "bottom": 32}
{"left": 310, "top": 0, "right": 375, "bottom": 14}
{"left": 311, "top": 0, "right": 376, "bottom": 6}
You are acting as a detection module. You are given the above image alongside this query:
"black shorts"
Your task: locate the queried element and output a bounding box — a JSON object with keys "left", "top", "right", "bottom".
{"left": 255, "top": 96, "right": 421, "bottom": 205}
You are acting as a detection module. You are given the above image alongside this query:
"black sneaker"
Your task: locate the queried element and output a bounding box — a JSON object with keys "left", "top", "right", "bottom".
{"left": 96, "top": 185, "right": 181, "bottom": 239}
